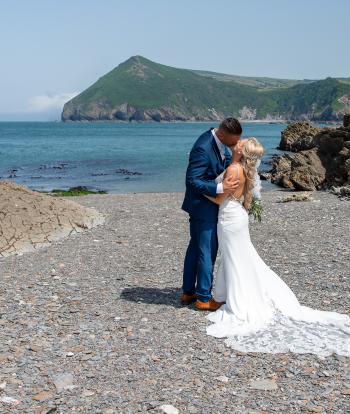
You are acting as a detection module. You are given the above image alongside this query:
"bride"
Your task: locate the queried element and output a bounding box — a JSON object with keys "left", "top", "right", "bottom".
{"left": 204, "top": 137, "right": 350, "bottom": 356}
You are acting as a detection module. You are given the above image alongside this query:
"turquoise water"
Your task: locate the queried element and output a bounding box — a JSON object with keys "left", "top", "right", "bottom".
{"left": 0, "top": 122, "right": 286, "bottom": 193}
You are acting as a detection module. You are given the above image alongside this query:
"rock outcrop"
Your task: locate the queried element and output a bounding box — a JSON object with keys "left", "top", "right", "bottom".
{"left": 269, "top": 116, "right": 350, "bottom": 191}
{"left": 0, "top": 181, "right": 104, "bottom": 257}
{"left": 278, "top": 122, "right": 321, "bottom": 152}
{"left": 62, "top": 101, "right": 224, "bottom": 122}
{"left": 270, "top": 149, "right": 326, "bottom": 191}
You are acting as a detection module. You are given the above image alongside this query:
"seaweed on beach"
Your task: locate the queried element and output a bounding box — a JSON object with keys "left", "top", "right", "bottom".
{"left": 49, "top": 186, "right": 107, "bottom": 197}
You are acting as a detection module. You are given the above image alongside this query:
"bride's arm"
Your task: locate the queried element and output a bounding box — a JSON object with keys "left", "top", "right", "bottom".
{"left": 204, "top": 193, "right": 227, "bottom": 205}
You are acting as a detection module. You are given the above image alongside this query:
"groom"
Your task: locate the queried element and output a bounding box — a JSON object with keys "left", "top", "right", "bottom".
{"left": 181, "top": 118, "right": 242, "bottom": 311}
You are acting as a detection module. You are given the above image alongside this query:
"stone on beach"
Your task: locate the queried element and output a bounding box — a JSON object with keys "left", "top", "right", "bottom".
{"left": 216, "top": 375, "right": 230, "bottom": 383}
{"left": 0, "top": 190, "right": 348, "bottom": 413}
{"left": 53, "top": 373, "right": 75, "bottom": 392}
{"left": 250, "top": 378, "right": 278, "bottom": 391}
{"left": 0, "top": 395, "right": 20, "bottom": 406}
{"left": 159, "top": 404, "right": 180, "bottom": 414}
{"left": 0, "top": 181, "right": 104, "bottom": 257}
{"left": 32, "top": 391, "right": 53, "bottom": 401}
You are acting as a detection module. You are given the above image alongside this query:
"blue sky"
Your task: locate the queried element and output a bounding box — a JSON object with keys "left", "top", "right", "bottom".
{"left": 1, "top": 0, "right": 349, "bottom": 120}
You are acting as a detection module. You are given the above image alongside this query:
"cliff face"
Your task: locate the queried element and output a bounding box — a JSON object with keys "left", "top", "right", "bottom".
{"left": 62, "top": 101, "right": 225, "bottom": 122}
{"left": 61, "top": 56, "right": 350, "bottom": 122}
{"left": 268, "top": 117, "right": 350, "bottom": 192}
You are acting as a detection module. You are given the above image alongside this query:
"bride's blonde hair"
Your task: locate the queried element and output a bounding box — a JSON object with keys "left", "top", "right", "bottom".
{"left": 241, "top": 137, "right": 264, "bottom": 209}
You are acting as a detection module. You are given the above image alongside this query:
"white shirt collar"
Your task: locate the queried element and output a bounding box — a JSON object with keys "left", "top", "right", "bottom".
{"left": 212, "top": 128, "right": 224, "bottom": 154}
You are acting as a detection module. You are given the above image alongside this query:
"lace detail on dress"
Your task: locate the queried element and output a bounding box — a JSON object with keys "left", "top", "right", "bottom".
{"left": 208, "top": 305, "right": 350, "bottom": 357}
{"left": 207, "top": 292, "right": 350, "bottom": 356}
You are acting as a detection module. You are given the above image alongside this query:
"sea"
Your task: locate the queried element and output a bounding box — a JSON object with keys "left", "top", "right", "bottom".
{"left": 0, "top": 122, "right": 289, "bottom": 194}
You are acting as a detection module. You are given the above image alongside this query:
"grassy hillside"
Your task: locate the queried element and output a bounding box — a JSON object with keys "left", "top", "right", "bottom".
{"left": 69, "top": 56, "right": 260, "bottom": 114}
{"left": 192, "top": 70, "right": 314, "bottom": 90}
{"left": 62, "top": 56, "right": 350, "bottom": 122}
{"left": 337, "top": 78, "right": 350, "bottom": 85}
{"left": 261, "top": 77, "right": 350, "bottom": 119}
{"left": 193, "top": 71, "right": 350, "bottom": 90}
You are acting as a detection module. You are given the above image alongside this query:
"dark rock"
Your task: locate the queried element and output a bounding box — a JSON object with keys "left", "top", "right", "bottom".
{"left": 278, "top": 122, "right": 320, "bottom": 152}
{"left": 115, "top": 168, "right": 142, "bottom": 176}
{"left": 345, "top": 158, "right": 350, "bottom": 175}
{"left": 69, "top": 186, "right": 89, "bottom": 192}
{"left": 289, "top": 150, "right": 326, "bottom": 191}
{"left": 130, "top": 110, "right": 147, "bottom": 122}
{"left": 52, "top": 163, "right": 67, "bottom": 169}
{"left": 259, "top": 172, "right": 271, "bottom": 181}
{"left": 339, "top": 147, "right": 350, "bottom": 158}
{"left": 331, "top": 185, "right": 350, "bottom": 199}
{"left": 270, "top": 155, "right": 293, "bottom": 188}
{"left": 344, "top": 114, "right": 350, "bottom": 127}
{"left": 271, "top": 149, "right": 326, "bottom": 191}
{"left": 314, "top": 130, "right": 349, "bottom": 155}
{"left": 269, "top": 116, "right": 350, "bottom": 191}
{"left": 112, "top": 103, "right": 133, "bottom": 121}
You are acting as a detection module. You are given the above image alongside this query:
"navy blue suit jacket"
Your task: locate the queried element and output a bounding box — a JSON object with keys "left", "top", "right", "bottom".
{"left": 182, "top": 129, "right": 232, "bottom": 222}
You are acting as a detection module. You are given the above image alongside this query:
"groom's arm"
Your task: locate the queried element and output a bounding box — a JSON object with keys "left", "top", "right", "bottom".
{"left": 186, "top": 146, "right": 217, "bottom": 197}
{"left": 204, "top": 193, "right": 227, "bottom": 205}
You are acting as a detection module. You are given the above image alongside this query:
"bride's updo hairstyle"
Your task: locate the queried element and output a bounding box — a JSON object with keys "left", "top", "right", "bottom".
{"left": 241, "top": 137, "right": 264, "bottom": 208}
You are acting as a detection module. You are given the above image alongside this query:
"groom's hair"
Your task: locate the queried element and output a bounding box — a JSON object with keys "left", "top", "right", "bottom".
{"left": 220, "top": 118, "right": 242, "bottom": 135}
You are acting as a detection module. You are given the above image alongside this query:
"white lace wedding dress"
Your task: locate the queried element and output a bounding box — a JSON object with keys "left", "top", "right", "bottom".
{"left": 206, "top": 173, "right": 350, "bottom": 356}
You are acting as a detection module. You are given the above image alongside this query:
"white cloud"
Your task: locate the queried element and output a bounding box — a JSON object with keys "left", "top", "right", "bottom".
{"left": 26, "top": 91, "right": 80, "bottom": 113}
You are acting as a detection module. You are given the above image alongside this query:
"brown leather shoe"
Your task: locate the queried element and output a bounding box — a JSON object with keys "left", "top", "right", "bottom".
{"left": 195, "top": 299, "right": 223, "bottom": 311}
{"left": 180, "top": 293, "right": 197, "bottom": 305}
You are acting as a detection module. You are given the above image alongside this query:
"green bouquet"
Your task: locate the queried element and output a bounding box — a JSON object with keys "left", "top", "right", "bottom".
{"left": 249, "top": 199, "right": 263, "bottom": 222}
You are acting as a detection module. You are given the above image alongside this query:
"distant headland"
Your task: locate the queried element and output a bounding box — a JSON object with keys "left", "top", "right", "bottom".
{"left": 61, "top": 56, "right": 350, "bottom": 123}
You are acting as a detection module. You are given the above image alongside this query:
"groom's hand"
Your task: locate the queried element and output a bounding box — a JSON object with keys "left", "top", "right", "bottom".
{"left": 223, "top": 176, "right": 240, "bottom": 193}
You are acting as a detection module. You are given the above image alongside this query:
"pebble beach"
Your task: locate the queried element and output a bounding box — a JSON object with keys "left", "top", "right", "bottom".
{"left": 0, "top": 190, "right": 349, "bottom": 413}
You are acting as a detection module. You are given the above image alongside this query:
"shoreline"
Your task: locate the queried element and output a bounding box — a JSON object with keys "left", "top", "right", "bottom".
{"left": 0, "top": 175, "right": 333, "bottom": 197}
{"left": 60, "top": 119, "right": 289, "bottom": 124}
{"left": 0, "top": 173, "right": 281, "bottom": 196}
{"left": 0, "top": 119, "right": 342, "bottom": 126}
{"left": 34, "top": 182, "right": 288, "bottom": 196}
{"left": 60, "top": 119, "right": 342, "bottom": 125}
